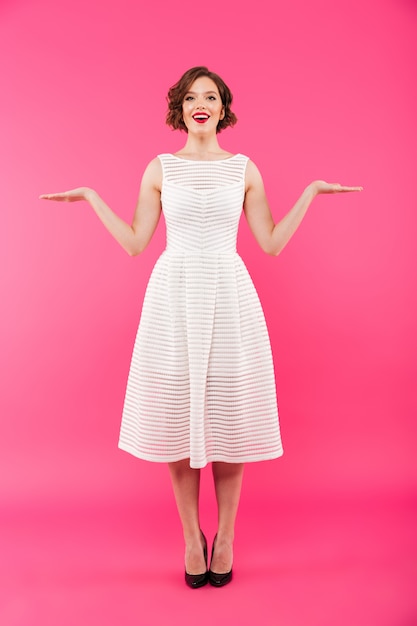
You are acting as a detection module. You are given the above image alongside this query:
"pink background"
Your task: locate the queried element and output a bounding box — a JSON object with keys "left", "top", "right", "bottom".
{"left": 1, "top": 0, "right": 416, "bottom": 624}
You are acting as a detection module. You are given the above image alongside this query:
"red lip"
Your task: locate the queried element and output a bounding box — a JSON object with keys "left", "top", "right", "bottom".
{"left": 192, "top": 113, "right": 210, "bottom": 122}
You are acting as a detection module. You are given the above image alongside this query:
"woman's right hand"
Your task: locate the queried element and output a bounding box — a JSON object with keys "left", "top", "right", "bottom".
{"left": 38, "top": 159, "right": 162, "bottom": 256}
{"left": 39, "top": 187, "right": 95, "bottom": 202}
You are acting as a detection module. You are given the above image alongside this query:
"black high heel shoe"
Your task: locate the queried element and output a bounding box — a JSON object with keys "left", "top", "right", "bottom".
{"left": 185, "top": 531, "right": 209, "bottom": 589}
{"left": 208, "top": 534, "right": 233, "bottom": 587}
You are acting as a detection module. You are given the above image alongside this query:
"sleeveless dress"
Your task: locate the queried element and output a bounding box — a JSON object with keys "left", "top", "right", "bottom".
{"left": 118, "top": 153, "right": 283, "bottom": 469}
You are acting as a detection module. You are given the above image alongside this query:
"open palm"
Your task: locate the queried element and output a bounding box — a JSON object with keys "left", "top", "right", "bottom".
{"left": 39, "top": 187, "right": 91, "bottom": 202}
{"left": 312, "top": 181, "right": 363, "bottom": 194}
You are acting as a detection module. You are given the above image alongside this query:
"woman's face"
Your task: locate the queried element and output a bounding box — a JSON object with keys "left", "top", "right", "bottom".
{"left": 182, "top": 76, "right": 225, "bottom": 133}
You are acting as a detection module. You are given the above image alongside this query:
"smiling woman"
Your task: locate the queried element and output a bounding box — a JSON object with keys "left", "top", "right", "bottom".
{"left": 166, "top": 66, "right": 237, "bottom": 133}
{"left": 39, "top": 65, "right": 362, "bottom": 590}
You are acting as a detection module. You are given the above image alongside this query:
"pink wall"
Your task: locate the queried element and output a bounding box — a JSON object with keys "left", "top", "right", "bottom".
{"left": 0, "top": 0, "right": 416, "bottom": 510}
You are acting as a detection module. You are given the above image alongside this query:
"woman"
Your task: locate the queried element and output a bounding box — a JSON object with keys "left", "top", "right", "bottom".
{"left": 40, "top": 66, "right": 362, "bottom": 588}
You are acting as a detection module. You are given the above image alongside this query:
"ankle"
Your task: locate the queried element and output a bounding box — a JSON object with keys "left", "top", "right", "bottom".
{"left": 214, "top": 530, "right": 234, "bottom": 546}
{"left": 184, "top": 528, "right": 205, "bottom": 547}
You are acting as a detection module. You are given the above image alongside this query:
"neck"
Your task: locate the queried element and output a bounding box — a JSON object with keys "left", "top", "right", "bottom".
{"left": 180, "top": 135, "right": 224, "bottom": 158}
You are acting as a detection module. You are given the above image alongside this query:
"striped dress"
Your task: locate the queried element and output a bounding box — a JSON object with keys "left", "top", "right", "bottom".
{"left": 118, "top": 153, "right": 283, "bottom": 469}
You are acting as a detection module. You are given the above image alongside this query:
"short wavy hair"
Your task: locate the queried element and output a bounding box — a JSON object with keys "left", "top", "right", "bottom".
{"left": 166, "top": 66, "right": 237, "bottom": 134}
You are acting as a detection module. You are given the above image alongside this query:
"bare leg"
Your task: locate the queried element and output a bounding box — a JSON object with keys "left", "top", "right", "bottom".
{"left": 210, "top": 462, "right": 244, "bottom": 573}
{"left": 168, "top": 459, "right": 206, "bottom": 575}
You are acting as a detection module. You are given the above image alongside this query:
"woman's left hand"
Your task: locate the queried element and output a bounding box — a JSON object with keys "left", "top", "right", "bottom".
{"left": 309, "top": 181, "right": 363, "bottom": 195}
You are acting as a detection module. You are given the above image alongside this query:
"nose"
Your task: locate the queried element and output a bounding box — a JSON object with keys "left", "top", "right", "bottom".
{"left": 195, "top": 97, "right": 206, "bottom": 109}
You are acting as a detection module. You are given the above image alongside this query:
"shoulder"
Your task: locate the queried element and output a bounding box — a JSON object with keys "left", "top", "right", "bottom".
{"left": 244, "top": 158, "right": 265, "bottom": 192}
{"left": 141, "top": 157, "right": 163, "bottom": 191}
{"left": 144, "top": 156, "right": 163, "bottom": 175}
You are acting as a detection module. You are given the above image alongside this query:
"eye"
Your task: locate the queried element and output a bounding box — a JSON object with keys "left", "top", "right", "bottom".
{"left": 184, "top": 96, "right": 194, "bottom": 101}
{"left": 207, "top": 95, "right": 216, "bottom": 100}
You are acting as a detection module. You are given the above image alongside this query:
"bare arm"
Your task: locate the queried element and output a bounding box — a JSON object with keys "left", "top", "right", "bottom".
{"left": 243, "top": 160, "right": 363, "bottom": 256}
{"left": 40, "top": 157, "right": 162, "bottom": 256}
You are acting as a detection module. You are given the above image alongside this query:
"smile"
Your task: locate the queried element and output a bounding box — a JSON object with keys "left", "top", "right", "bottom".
{"left": 192, "top": 113, "right": 210, "bottom": 123}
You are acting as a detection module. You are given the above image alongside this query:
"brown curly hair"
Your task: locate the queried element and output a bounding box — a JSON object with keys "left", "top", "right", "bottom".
{"left": 166, "top": 66, "right": 238, "bottom": 134}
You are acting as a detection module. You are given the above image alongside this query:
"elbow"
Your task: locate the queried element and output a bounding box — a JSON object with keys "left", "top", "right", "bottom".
{"left": 258, "top": 230, "right": 284, "bottom": 256}
{"left": 126, "top": 241, "right": 148, "bottom": 257}
{"left": 126, "top": 229, "right": 152, "bottom": 256}
{"left": 123, "top": 242, "right": 141, "bottom": 256}
{"left": 262, "top": 242, "right": 283, "bottom": 257}
{"left": 127, "top": 246, "right": 143, "bottom": 257}
{"left": 271, "top": 245, "right": 284, "bottom": 257}
{"left": 123, "top": 234, "right": 145, "bottom": 256}
{"left": 263, "top": 244, "right": 279, "bottom": 256}
{"left": 264, "top": 234, "right": 288, "bottom": 256}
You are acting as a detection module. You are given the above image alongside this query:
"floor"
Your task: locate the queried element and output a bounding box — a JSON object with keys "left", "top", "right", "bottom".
{"left": 1, "top": 492, "right": 416, "bottom": 626}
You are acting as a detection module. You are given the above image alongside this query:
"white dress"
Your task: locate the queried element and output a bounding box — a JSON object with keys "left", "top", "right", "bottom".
{"left": 118, "top": 153, "right": 283, "bottom": 469}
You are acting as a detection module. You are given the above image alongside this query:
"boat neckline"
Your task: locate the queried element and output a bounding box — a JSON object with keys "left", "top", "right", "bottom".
{"left": 162, "top": 153, "right": 242, "bottom": 162}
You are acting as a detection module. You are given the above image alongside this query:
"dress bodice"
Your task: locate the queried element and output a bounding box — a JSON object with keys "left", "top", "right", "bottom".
{"left": 158, "top": 153, "right": 249, "bottom": 254}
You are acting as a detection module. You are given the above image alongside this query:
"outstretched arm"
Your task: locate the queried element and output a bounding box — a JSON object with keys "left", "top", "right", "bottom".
{"left": 40, "top": 158, "right": 162, "bottom": 256}
{"left": 243, "top": 160, "right": 362, "bottom": 256}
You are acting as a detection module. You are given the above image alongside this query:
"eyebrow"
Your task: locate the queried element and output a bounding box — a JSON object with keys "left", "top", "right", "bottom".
{"left": 185, "top": 90, "right": 218, "bottom": 95}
